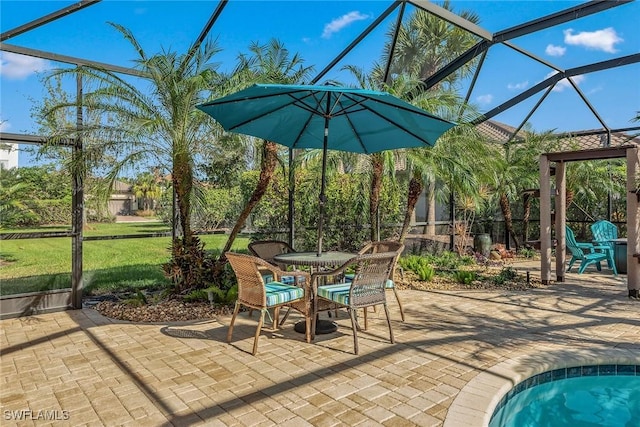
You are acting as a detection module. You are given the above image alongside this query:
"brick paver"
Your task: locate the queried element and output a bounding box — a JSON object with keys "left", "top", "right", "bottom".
{"left": 1, "top": 263, "right": 637, "bottom": 426}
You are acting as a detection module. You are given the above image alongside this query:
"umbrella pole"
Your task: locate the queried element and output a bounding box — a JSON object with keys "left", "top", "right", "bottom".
{"left": 317, "top": 124, "right": 329, "bottom": 257}
{"left": 288, "top": 148, "right": 295, "bottom": 249}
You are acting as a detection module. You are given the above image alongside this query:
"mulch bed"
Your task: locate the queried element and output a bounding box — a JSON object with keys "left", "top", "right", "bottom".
{"left": 92, "top": 262, "right": 544, "bottom": 323}
{"left": 94, "top": 299, "right": 234, "bottom": 323}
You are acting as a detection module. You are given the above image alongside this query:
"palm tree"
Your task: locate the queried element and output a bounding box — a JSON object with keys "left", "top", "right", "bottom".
{"left": 381, "top": 1, "right": 481, "bottom": 235}
{"left": 487, "top": 129, "right": 561, "bottom": 251}
{"left": 383, "top": 1, "right": 480, "bottom": 87}
{"left": 43, "top": 23, "right": 222, "bottom": 292}
{"left": 133, "top": 171, "right": 162, "bottom": 212}
{"left": 215, "top": 39, "right": 314, "bottom": 266}
{"left": 565, "top": 158, "right": 623, "bottom": 225}
{"left": 398, "top": 120, "right": 495, "bottom": 243}
{"left": 0, "top": 178, "right": 35, "bottom": 227}
{"left": 341, "top": 64, "right": 403, "bottom": 242}
{"left": 509, "top": 130, "right": 559, "bottom": 244}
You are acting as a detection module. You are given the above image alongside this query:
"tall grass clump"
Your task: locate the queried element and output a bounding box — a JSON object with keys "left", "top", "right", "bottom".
{"left": 399, "top": 255, "right": 435, "bottom": 281}
{"left": 424, "top": 251, "right": 474, "bottom": 270}
{"left": 454, "top": 270, "right": 476, "bottom": 285}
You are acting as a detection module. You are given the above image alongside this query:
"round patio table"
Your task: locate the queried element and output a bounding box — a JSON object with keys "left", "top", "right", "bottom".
{"left": 273, "top": 251, "right": 356, "bottom": 270}
{"left": 273, "top": 251, "right": 356, "bottom": 334}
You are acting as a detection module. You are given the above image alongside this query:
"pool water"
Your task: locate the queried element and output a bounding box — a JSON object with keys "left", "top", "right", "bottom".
{"left": 489, "top": 368, "right": 640, "bottom": 427}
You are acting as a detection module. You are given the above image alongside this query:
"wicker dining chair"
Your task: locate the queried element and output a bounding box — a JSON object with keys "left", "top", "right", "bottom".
{"left": 311, "top": 252, "right": 397, "bottom": 354}
{"left": 248, "top": 240, "right": 306, "bottom": 324}
{"left": 225, "top": 252, "right": 312, "bottom": 355}
{"left": 345, "top": 241, "right": 406, "bottom": 322}
{"left": 248, "top": 240, "right": 296, "bottom": 270}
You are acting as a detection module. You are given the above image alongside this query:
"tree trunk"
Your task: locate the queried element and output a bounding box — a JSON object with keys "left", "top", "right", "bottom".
{"left": 566, "top": 189, "right": 575, "bottom": 209}
{"left": 173, "top": 151, "right": 193, "bottom": 247}
{"left": 216, "top": 141, "right": 279, "bottom": 269}
{"left": 399, "top": 175, "right": 423, "bottom": 243}
{"left": 499, "top": 192, "right": 520, "bottom": 251}
{"left": 426, "top": 179, "right": 436, "bottom": 235}
{"left": 370, "top": 154, "right": 383, "bottom": 242}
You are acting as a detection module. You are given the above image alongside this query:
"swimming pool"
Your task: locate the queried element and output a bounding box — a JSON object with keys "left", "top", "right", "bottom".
{"left": 489, "top": 364, "right": 640, "bottom": 427}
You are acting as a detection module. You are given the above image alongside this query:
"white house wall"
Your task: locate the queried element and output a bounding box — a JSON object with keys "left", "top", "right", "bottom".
{"left": 0, "top": 143, "right": 19, "bottom": 169}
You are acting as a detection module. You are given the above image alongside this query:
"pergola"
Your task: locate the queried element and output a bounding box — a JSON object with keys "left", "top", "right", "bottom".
{"left": 1, "top": 0, "right": 639, "bottom": 317}
{"left": 539, "top": 145, "right": 640, "bottom": 295}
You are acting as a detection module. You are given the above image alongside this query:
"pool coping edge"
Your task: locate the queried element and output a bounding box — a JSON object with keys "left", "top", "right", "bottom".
{"left": 442, "top": 347, "right": 639, "bottom": 427}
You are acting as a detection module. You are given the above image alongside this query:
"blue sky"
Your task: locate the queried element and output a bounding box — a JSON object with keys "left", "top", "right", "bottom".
{"left": 1, "top": 1, "right": 639, "bottom": 166}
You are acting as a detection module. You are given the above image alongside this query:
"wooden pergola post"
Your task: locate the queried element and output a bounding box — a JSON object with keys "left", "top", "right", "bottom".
{"left": 627, "top": 146, "right": 639, "bottom": 297}
{"left": 539, "top": 154, "right": 552, "bottom": 284}
{"left": 555, "top": 161, "right": 566, "bottom": 282}
{"left": 539, "top": 145, "right": 639, "bottom": 294}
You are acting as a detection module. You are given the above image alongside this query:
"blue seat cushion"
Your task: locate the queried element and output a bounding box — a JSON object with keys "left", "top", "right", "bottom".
{"left": 317, "top": 283, "right": 352, "bottom": 305}
{"left": 261, "top": 273, "right": 305, "bottom": 285}
{"left": 344, "top": 273, "right": 394, "bottom": 289}
{"left": 265, "top": 281, "right": 304, "bottom": 307}
{"left": 281, "top": 275, "right": 307, "bottom": 285}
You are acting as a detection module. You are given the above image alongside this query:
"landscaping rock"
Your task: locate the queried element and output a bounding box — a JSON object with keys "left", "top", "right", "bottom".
{"left": 94, "top": 299, "right": 233, "bottom": 323}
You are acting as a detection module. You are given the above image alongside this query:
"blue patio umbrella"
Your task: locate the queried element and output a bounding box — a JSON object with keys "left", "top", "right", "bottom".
{"left": 197, "top": 83, "right": 456, "bottom": 255}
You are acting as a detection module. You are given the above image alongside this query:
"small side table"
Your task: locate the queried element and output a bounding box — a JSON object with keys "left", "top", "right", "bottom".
{"left": 610, "top": 238, "right": 628, "bottom": 274}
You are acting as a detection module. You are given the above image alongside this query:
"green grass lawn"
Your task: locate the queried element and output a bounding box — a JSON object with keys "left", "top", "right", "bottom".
{"left": 0, "top": 222, "right": 249, "bottom": 296}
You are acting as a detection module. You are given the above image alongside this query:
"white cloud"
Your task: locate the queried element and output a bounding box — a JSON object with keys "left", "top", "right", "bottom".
{"left": 507, "top": 81, "right": 529, "bottom": 90}
{"left": 322, "top": 11, "right": 369, "bottom": 39}
{"left": 563, "top": 27, "right": 623, "bottom": 53}
{"left": 0, "top": 52, "right": 51, "bottom": 80}
{"left": 546, "top": 71, "right": 586, "bottom": 92}
{"left": 0, "top": 120, "right": 11, "bottom": 132}
{"left": 545, "top": 44, "right": 566, "bottom": 57}
{"left": 476, "top": 94, "right": 493, "bottom": 105}
{"left": 587, "top": 86, "right": 602, "bottom": 95}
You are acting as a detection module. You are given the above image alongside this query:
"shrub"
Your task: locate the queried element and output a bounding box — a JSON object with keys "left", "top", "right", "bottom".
{"left": 399, "top": 255, "right": 425, "bottom": 272}
{"left": 415, "top": 263, "right": 435, "bottom": 281}
{"left": 492, "top": 266, "right": 519, "bottom": 285}
{"left": 191, "top": 187, "right": 243, "bottom": 230}
{"left": 454, "top": 270, "right": 476, "bottom": 285}
{"left": 459, "top": 254, "right": 475, "bottom": 265}
{"left": 123, "top": 290, "right": 148, "bottom": 307}
{"left": 203, "top": 283, "right": 238, "bottom": 304}
{"left": 519, "top": 247, "right": 537, "bottom": 259}
{"left": 162, "top": 234, "right": 215, "bottom": 294}
{"left": 31, "top": 198, "right": 71, "bottom": 224}
{"left": 424, "top": 251, "right": 467, "bottom": 270}
{"left": 183, "top": 289, "right": 209, "bottom": 303}
{"left": 399, "top": 255, "right": 435, "bottom": 281}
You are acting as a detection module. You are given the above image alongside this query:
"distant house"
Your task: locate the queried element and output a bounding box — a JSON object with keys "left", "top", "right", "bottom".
{"left": 108, "top": 180, "right": 137, "bottom": 216}
{"left": 0, "top": 143, "right": 19, "bottom": 169}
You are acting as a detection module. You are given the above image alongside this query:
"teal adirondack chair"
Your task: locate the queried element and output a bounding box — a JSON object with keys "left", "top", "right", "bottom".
{"left": 590, "top": 219, "right": 618, "bottom": 249}
{"left": 565, "top": 225, "right": 617, "bottom": 275}
{"left": 590, "top": 220, "right": 618, "bottom": 270}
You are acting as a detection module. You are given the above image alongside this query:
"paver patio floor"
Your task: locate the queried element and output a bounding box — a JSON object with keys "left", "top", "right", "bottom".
{"left": 1, "top": 262, "right": 638, "bottom": 426}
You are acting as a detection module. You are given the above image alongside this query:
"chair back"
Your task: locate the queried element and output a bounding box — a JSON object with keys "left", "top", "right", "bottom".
{"left": 358, "top": 241, "right": 404, "bottom": 279}
{"left": 590, "top": 220, "right": 617, "bottom": 247}
{"left": 565, "top": 226, "right": 586, "bottom": 259}
{"left": 226, "top": 252, "right": 267, "bottom": 308}
{"left": 348, "top": 252, "right": 397, "bottom": 308}
{"left": 248, "top": 240, "right": 295, "bottom": 267}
